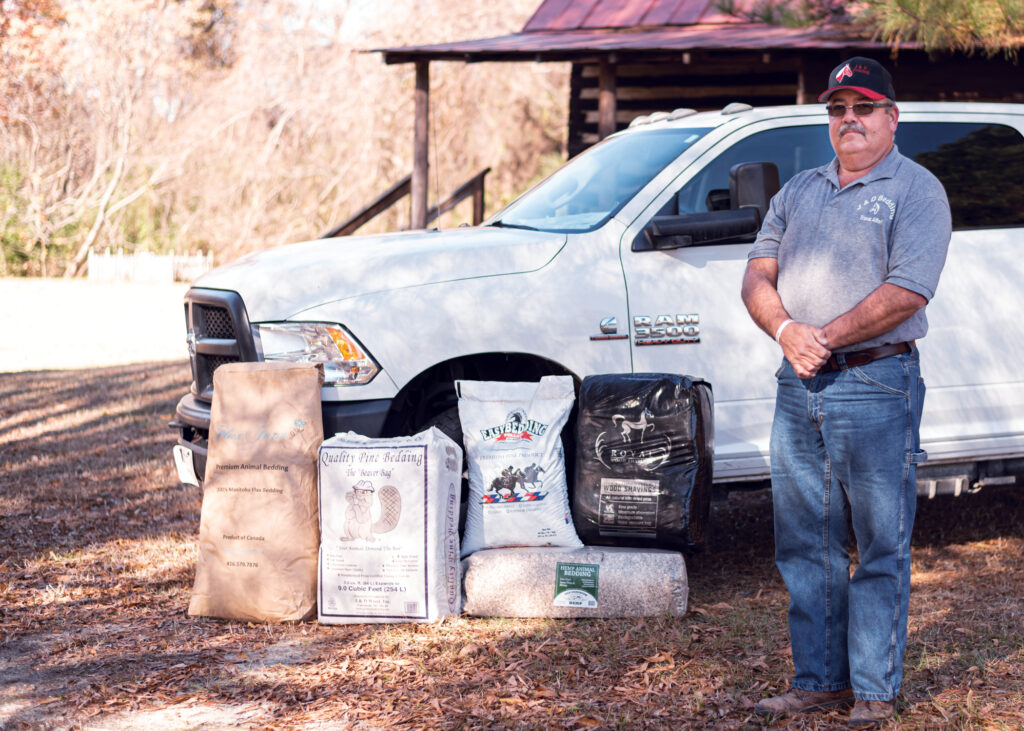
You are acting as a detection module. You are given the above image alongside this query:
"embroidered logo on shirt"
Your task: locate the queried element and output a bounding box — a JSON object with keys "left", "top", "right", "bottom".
{"left": 856, "top": 194, "right": 896, "bottom": 224}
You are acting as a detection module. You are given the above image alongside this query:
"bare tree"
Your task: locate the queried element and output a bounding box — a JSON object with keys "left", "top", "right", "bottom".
{"left": 2, "top": 0, "right": 569, "bottom": 276}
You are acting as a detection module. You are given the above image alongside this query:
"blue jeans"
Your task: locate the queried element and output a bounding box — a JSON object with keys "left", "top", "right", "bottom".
{"left": 770, "top": 348, "right": 926, "bottom": 701}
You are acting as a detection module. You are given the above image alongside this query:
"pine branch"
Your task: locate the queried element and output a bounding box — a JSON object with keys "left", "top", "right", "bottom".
{"left": 716, "top": 0, "right": 1024, "bottom": 58}
{"left": 862, "top": 0, "right": 1023, "bottom": 58}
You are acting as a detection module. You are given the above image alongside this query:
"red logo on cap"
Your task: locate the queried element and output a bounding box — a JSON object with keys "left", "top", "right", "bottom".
{"left": 836, "top": 65, "right": 853, "bottom": 82}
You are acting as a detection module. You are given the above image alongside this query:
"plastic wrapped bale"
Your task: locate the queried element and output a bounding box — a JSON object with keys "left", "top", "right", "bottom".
{"left": 458, "top": 376, "right": 582, "bottom": 557}
{"left": 462, "top": 546, "right": 688, "bottom": 618}
{"left": 317, "top": 428, "right": 463, "bottom": 624}
{"left": 573, "top": 374, "right": 713, "bottom": 553}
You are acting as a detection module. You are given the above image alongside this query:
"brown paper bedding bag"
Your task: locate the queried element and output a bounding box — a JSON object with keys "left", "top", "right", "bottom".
{"left": 188, "top": 362, "right": 324, "bottom": 622}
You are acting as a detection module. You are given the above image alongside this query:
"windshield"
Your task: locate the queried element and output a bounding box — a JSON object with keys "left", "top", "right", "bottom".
{"left": 492, "top": 127, "right": 713, "bottom": 233}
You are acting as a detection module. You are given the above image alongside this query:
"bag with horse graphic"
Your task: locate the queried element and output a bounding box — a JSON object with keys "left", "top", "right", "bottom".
{"left": 457, "top": 376, "right": 582, "bottom": 557}
{"left": 573, "top": 373, "right": 713, "bottom": 553}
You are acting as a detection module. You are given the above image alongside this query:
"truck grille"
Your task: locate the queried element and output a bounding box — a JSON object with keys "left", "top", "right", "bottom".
{"left": 195, "top": 304, "right": 234, "bottom": 339}
{"left": 184, "top": 289, "right": 258, "bottom": 401}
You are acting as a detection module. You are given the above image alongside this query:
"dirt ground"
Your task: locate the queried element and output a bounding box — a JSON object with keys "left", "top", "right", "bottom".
{"left": 1, "top": 280, "right": 1022, "bottom": 730}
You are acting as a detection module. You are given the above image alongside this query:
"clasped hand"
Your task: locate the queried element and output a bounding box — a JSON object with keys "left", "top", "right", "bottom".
{"left": 778, "top": 322, "right": 831, "bottom": 378}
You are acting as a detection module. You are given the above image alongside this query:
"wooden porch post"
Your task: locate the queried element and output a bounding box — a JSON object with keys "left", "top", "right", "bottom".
{"left": 411, "top": 60, "right": 430, "bottom": 229}
{"left": 598, "top": 58, "right": 617, "bottom": 140}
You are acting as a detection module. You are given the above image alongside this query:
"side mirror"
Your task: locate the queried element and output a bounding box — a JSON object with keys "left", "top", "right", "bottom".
{"left": 636, "top": 208, "right": 761, "bottom": 251}
{"left": 705, "top": 188, "right": 730, "bottom": 211}
{"left": 633, "top": 160, "right": 780, "bottom": 251}
{"left": 730, "top": 161, "right": 780, "bottom": 221}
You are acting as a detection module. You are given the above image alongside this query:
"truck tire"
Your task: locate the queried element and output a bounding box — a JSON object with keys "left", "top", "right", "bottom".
{"left": 420, "top": 406, "right": 464, "bottom": 452}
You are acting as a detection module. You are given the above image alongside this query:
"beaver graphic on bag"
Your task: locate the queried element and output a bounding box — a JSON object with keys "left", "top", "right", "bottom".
{"left": 338, "top": 480, "right": 401, "bottom": 542}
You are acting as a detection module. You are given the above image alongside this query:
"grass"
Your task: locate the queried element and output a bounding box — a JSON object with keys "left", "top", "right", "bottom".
{"left": 1, "top": 360, "right": 1023, "bottom": 729}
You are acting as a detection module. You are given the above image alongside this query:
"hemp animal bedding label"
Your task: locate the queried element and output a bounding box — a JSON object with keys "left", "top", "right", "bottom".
{"left": 552, "top": 562, "right": 599, "bottom": 608}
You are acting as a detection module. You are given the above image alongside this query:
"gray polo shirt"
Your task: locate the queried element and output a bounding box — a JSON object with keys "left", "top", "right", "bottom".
{"left": 748, "top": 145, "right": 952, "bottom": 351}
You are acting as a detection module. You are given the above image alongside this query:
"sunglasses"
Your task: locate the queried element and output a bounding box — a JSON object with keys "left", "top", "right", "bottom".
{"left": 827, "top": 101, "right": 893, "bottom": 117}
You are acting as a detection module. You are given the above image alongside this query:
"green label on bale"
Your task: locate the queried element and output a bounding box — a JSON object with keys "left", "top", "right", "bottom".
{"left": 553, "top": 562, "right": 599, "bottom": 608}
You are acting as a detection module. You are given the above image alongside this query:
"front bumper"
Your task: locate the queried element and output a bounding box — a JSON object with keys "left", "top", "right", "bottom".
{"left": 170, "top": 393, "right": 393, "bottom": 484}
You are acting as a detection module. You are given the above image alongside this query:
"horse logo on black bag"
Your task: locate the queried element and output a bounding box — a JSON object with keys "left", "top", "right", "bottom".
{"left": 595, "top": 408, "right": 672, "bottom": 471}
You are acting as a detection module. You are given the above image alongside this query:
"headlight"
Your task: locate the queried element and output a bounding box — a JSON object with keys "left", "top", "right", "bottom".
{"left": 252, "top": 322, "right": 380, "bottom": 385}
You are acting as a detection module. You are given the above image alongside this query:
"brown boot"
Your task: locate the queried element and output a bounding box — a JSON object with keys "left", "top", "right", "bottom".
{"left": 754, "top": 687, "right": 854, "bottom": 717}
{"left": 848, "top": 699, "right": 896, "bottom": 727}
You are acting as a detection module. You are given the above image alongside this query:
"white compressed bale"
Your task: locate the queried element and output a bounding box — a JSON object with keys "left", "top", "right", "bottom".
{"left": 461, "top": 546, "right": 688, "bottom": 618}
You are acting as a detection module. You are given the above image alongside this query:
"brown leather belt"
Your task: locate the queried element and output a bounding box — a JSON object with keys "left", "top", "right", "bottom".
{"left": 821, "top": 341, "right": 912, "bottom": 373}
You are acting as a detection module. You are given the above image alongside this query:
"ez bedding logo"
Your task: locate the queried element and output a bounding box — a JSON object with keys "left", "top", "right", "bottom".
{"left": 479, "top": 409, "right": 548, "bottom": 442}
{"left": 856, "top": 194, "right": 896, "bottom": 225}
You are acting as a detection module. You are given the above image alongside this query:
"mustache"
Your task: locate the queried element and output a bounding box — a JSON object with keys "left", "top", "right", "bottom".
{"left": 839, "top": 121, "right": 867, "bottom": 136}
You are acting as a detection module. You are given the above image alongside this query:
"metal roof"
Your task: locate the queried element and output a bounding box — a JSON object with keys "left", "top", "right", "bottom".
{"left": 379, "top": 0, "right": 880, "bottom": 64}
{"left": 522, "top": 0, "right": 754, "bottom": 31}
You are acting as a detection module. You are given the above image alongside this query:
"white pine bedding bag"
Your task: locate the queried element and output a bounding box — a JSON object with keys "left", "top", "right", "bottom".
{"left": 458, "top": 376, "right": 582, "bottom": 556}
{"left": 317, "top": 428, "right": 462, "bottom": 624}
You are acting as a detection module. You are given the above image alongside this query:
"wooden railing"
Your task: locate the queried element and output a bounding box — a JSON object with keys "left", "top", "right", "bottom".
{"left": 321, "top": 168, "right": 490, "bottom": 238}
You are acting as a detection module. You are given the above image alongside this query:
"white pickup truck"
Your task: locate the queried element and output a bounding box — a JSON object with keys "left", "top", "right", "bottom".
{"left": 172, "top": 101, "right": 1024, "bottom": 499}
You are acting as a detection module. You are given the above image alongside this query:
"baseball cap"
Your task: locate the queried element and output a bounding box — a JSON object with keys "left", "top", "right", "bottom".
{"left": 818, "top": 57, "right": 896, "bottom": 102}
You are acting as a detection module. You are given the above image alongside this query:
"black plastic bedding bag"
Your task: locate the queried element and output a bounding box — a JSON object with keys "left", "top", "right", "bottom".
{"left": 573, "top": 373, "right": 713, "bottom": 552}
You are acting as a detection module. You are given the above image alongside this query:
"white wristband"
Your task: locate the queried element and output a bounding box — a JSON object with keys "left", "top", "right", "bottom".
{"left": 774, "top": 319, "right": 794, "bottom": 343}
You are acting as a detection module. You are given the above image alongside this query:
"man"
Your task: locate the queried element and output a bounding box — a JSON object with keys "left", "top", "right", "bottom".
{"left": 741, "top": 57, "right": 951, "bottom": 727}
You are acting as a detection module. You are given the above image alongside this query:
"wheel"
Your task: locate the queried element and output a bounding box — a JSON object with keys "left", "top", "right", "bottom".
{"left": 420, "top": 405, "right": 463, "bottom": 452}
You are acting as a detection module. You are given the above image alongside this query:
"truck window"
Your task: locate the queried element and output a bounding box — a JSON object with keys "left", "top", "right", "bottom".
{"left": 494, "top": 127, "right": 712, "bottom": 233}
{"left": 669, "top": 125, "right": 834, "bottom": 216}
{"left": 665, "top": 121, "right": 1024, "bottom": 232}
{"left": 901, "top": 123, "right": 1024, "bottom": 230}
